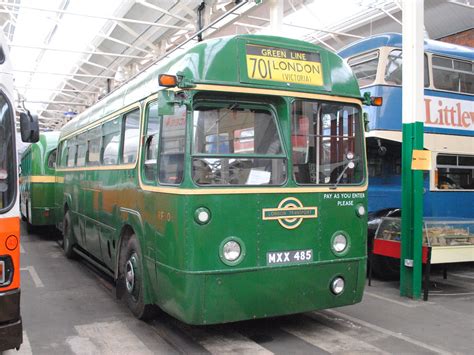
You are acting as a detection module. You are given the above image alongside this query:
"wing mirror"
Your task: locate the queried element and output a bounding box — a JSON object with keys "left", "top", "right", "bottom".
{"left": 19, "top": 111, "right": 39, "bottom": 143}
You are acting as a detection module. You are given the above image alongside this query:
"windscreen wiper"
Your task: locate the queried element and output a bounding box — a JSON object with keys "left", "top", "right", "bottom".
{"left": 330, "top": 156, "right": 358, "bottom": 190}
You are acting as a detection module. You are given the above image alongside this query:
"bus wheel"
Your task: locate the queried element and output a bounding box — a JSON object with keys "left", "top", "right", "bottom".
{"left": 62, "top": 211, "right": 76, "bottom": 259}
{"left": 122, "top": 235, "right": 154, "bottom": 320}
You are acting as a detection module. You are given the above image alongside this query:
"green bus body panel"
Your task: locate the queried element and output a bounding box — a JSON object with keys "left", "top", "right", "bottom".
{"left": 55, "top": 35, "right": 367, "bottom": 324}
{"left": 20, "top": 132, "right": 60, "bottom": 226}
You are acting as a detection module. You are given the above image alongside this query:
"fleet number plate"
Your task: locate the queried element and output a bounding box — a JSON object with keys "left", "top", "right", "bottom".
{"left": 267, "top": 249, "right": 313, "bottom": 265}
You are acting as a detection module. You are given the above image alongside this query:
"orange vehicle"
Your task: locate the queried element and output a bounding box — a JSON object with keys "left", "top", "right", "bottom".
{"left": 0, "top": 32, "right": 38, "bottom": 351}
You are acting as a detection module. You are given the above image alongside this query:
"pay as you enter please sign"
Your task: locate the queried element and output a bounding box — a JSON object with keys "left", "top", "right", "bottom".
{"left": 412, "top": 150, "right": 432, "bottom": 170}
{"left": 245, "top": 44, "right": 323, "bottom": 86}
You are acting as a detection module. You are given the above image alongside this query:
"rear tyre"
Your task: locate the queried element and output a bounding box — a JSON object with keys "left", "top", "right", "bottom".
{"left": 122, "top": 235, "right": 155, "bottom": 320}
{"left": 62, "top": 211, "right": 76, "bottom": 259}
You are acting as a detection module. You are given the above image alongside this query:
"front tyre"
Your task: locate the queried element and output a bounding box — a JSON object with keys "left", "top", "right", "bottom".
{"left": 122, "top": 235, "right": 154, "bottom": 320}
{"left": 62, "top": 211, "right": 76, "bottom": 259}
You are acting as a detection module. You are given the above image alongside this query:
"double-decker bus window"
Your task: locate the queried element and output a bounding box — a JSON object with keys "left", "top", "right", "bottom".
{"left": 143, "top": 101, "right": 159, "bottom": 183}
{"left": 433, "top": 56, "right": 474, "bottom": 94}
{"left": 192, "top": 103, "right": 286, "bottom": 186}
{"left": 76, "top": 134, "right": 87, "bottom": 167}
{"left": 347, "top": 51, "right": 379, "bottom": 87}
{"left": 292, "top": 100, "right": 363, "bottom": 185}
{"left": 159, "top": 104, "right": 186, "bottom": 185}
{"left": 0, "top": 92, "right": 14, "bottom": 211}
{"left": 102, "top": 118, "right": 121, "bottom": 165}
{"left": 384, "top": 50, "right": 429, "bottom": 86}
{"left": 122, "top": 109, "right": 140, "bottom": 164}
{"left": 436, "top": 154, "right": 474, "bottom": 190}
{"left": 87, "top": 126, "right": 101, "bottom": 166}
{"left": 67, "top": 139, "right": 77, "bottom": 168}
{"left": 366, "top": 138, "right": 401, "bottom": 177}
{"left": 47, "top": 149, "right": 57, "bottom": 169}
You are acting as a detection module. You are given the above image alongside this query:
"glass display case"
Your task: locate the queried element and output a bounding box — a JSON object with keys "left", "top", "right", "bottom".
{"left": 374, "top": 217, "right": 474, "bottom": 264}
{"left": 375, "top": 218, "right": 474, "bottom": 247}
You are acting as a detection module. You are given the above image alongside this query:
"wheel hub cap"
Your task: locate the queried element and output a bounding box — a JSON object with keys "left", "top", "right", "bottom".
{"left": 125, "top": 257, "right": 136, "bottom": 293}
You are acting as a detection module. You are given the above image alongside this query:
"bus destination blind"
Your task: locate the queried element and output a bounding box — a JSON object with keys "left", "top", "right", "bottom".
{"left": 245, "top": 44, "right": 323, "bottom": 86}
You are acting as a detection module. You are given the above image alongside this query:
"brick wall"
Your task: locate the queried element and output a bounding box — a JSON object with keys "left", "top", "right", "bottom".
{"left": 438, "top": 29, "right": 474, "bottom": 48}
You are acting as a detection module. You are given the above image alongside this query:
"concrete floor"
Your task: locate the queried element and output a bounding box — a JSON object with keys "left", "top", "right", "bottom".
{"left": 3, "top": 222, "right": 474, "bottom": 354}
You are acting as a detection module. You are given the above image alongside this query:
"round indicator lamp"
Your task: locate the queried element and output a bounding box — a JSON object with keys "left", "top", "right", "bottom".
{"left": 194, "top": 207, "right": 211, "bottom": 225}
{"left": 356, "top": 204, "right": 366, "bottom": 217}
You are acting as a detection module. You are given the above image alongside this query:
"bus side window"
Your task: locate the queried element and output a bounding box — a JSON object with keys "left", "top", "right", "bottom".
{"left": 59, "top": 141, "right": 68, "bottom": 167}
{"left": 47, "top": 149, "right": 57, "bottom": 170}
{"left": 384, "top": 50, "right": 430, "bottom": 87}
{"left": 436, "top": 154, "right": 474, "bottom": 190}
{"left": 67, "top": 138, "right": 77, "bottom": 168}
{"left": 122, "top": 109, "right": 140, "bottom": 164}
{"left": 143, "top": 101, "right": 160, "bottom": 184}
{"left": 159, "top": 104, "right": 186, "bottom": 185}
{"left": 87, "top": 126, "right": 102, "bottom": 166}
{"left": 101, "top": 117, "right": 122, "bottom": 165}
{"left": 76, "top": 134, "right": 87, "bottom": 167}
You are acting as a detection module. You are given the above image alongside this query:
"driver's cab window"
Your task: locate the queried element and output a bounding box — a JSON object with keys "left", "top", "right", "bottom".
{"left": 143, "top": 101, "right": 160, "bottom": 184}
{"left": 158, "top": 104, "right": 186, "bottom": 185}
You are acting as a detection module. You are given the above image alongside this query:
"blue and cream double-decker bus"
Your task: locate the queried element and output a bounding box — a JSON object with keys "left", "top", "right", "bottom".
{"left": 339, "top": 33, "right": 473, "bottom": 277}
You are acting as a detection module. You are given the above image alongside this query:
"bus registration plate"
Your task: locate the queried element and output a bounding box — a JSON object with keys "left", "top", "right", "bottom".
{"left": 267, "top": 249, "right": 313, "bottom": 265}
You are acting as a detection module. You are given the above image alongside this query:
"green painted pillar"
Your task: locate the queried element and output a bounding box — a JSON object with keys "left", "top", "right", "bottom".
{"left": 400, "top": 0, "right": 424, "bottom": 299}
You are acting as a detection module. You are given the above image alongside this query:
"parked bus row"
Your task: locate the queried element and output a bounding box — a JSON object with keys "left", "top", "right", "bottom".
{"left": 16, "top": 33, "right": 472, "bottom": 328}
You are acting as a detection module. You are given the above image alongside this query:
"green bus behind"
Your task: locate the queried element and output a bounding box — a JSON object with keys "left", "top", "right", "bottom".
{"left": 20, "top": 131, "right": 60, "bottom": 229}
{"left": 56, "top": 35, "right": 368, "bottom": 325}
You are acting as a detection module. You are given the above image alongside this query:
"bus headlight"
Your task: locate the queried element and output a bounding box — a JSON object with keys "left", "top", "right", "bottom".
{"left": 331, "top": 233, "right": 348, "bottom": 254}
{"left": 331, "top": 277, "right": 345, "bottom": 295}
{"left": 223, "top": 241, "right": 241, "bottom": 261}
{"left": 194, "top": 207, "right": 211, "bottom": 225}
{"left": 219, "top": 237, "right": 245, "bottom": 266}
{"left": 0, "top": 256, "right": 13, "bottom": 286}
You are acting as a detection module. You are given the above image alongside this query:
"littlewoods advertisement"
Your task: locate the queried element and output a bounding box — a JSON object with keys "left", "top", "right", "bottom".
{"left": 424, "top": 96, "right": 473, "bottom": 131}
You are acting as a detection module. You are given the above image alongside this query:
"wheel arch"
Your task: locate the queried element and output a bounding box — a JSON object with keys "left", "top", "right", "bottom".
{"left": 114, "top": 209, "right": 154, "bottom": 304}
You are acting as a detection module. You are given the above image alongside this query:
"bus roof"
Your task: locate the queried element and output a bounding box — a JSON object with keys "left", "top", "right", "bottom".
{"left": 338, "top": 33, "right": 474, "bottom": 61}
{"left": 61, "top": 34, "right": 361, "bottom": 139}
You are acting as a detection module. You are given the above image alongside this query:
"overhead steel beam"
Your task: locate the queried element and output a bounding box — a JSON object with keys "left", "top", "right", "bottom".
{"left": 135, "top": 0, "right": 193, "bottom": 24}
{"left": 0, "top": 3, "right": 183, "bottom": 29}
{"left": 448, "top": 0, "right": 474, "bottom": 9}
{"left": 115, "top": 21, "right": 160, "bottom": 52}
{"left": 13, "top": 69, "right": 115, "bottom": 79}
{"left": 377, "top": 6, "right": 402, "bottom": 25}
{"left": 246, "top": 16, "right": 364, "bottom": 39}
{"left": 24, "top": 100, "right": 88, "bottom": 107}
{"left": 9, "top": 43, "right": 143, "bottom": 59}
{"left": 80, "top": 59, "right": 112, "bottom": 72}
{"left": 14, "top": 86, "right": 97, "bottom": 94}
{"left": 96, "top": 31, "right": 152, "bottom": 55}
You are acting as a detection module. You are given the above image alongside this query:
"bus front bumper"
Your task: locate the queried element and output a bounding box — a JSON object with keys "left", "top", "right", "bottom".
{"left": 0, "top": 289, "right": 23, "bottom": 351}
{"left": 156, "top": 258, "right": 366, "bottom": 325}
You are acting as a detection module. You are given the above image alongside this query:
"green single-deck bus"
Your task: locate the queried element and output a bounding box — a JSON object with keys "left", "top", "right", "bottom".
{"left": 56, "top": 34, "right": 370, "bottom": 325}
{"left": 20, "top": 131, "right": 60, "bottom": 230}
